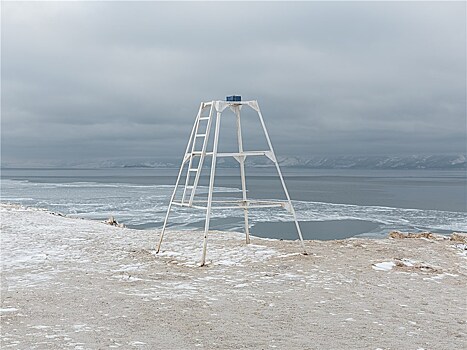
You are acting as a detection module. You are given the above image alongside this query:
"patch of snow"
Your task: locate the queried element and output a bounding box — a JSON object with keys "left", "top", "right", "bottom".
{"left": 114, "top": 263, "right": 144, "bottom": 272}
{"left": 398, "top": 258, "right": 415, "bottom": 267}
{"left": 372, "top": 261, "right": 395, "bottom": 271}
{"left": 155, "top": 234, "right": 279, "bottom": 267}
{"left": 0, "top": 308, "right": 18, "bottom": 313}
{"left": 129, "top": 341, "right": 147, "bottom": 346}
{"left": 455, "top": 243, "right": 467, "bottom": 249}
{"left": 30, "top": 325, "right": 50, "bottom": 329}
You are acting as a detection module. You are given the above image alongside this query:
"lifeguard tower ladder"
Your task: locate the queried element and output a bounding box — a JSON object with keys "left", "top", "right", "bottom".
{"left": 156, "top": 96, "right": 307, "bottom": 266}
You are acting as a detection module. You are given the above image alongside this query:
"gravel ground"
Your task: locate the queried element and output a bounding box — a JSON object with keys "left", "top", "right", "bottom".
{"left": 1, "top": 204, "right": 466, "bottom": 349}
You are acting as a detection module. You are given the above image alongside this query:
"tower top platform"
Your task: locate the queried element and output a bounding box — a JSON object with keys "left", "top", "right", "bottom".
{"left": 201, "top": 100, "right": 260, "bottom": 112}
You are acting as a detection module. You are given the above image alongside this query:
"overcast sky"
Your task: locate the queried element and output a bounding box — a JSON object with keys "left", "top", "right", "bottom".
{"left": 2, "top": 1, "right": 466, "bottom": 166}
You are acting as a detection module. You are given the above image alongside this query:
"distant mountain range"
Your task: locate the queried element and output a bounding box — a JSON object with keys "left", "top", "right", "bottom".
{"left": 272, "top": 154, "right": 467, "bottom": 170}
{"left": 2, "top": 154, "right": 465, "bottom": 170}
{"left": 80, "top": 154, "right": 467, "bottom": 170}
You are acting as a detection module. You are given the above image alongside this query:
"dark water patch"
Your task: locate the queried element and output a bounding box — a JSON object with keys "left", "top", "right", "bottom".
{"left": 251, "top": 220, "right": 381, "bottom": 240}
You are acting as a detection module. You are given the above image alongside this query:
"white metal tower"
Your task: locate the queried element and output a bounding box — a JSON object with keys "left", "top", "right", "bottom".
{"left": 156, "top": 98, "right": 307, "bottom": 266}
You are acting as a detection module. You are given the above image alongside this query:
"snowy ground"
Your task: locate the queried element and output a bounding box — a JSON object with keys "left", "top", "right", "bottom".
{"left": 1, "top": 204, "right": 466, "bottom": 349}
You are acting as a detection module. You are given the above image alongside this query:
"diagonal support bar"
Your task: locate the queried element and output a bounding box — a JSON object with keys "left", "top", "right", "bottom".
{"left": 256, "top": 105, "right": 308, "bottom": 255}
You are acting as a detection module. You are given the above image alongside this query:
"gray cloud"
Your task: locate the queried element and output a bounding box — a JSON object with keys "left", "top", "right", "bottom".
{"left": 1, "top": 1, "right": 465, "bottom": 166}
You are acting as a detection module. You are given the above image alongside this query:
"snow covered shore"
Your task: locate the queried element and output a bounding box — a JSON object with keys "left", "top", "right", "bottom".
{"left": 1, "top": 204, "right": 466, "bottom": 349}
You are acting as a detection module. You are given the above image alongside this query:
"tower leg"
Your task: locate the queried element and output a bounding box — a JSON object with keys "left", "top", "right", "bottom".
{"left": 156, "top": 103, "right": 203, "bottom": 253}
{"left": 234, "top": 106, "right": 250, "bottom": 244}
{"left": 201, "top": 111, "right": 222, "bottom": 266}
{"left": 156, "top": 202, "right": 172, "bottom": 253}
{"left": 256, "top": 108, "right": 308, "bottom": 255}
{"left": 157, "top": 150, "right": 190, "bottom": 253}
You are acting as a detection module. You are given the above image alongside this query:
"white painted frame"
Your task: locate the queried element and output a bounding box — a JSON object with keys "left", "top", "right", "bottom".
{"left": 156, "top": 100, "right": 307, "bottom": 266}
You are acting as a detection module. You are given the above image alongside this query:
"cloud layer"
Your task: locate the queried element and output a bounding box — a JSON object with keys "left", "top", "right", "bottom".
{"left": 2, "top": 2, "right": 466, "bottom": 165}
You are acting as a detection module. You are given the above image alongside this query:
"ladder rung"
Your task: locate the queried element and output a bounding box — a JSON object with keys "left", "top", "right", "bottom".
{"left": 186, "top": 152, "right": 203, "bottom": 157}
{"left": 189, "top": 168, "right": 199, "bottom": 172}
{"left": 195, "top": 134, "right": 206, "bottom": 138}
{"left": 199, "top": 117, "right": 210, "bottom": 121}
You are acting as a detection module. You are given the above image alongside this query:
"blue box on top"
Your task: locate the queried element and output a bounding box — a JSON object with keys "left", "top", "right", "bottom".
{"left": 226, "top": 95, "right": 241, "bottom": 102}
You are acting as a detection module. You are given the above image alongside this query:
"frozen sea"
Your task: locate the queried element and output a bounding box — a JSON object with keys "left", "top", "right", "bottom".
{"left": 1, "top": 167, "right": 466, "bottom": 240}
